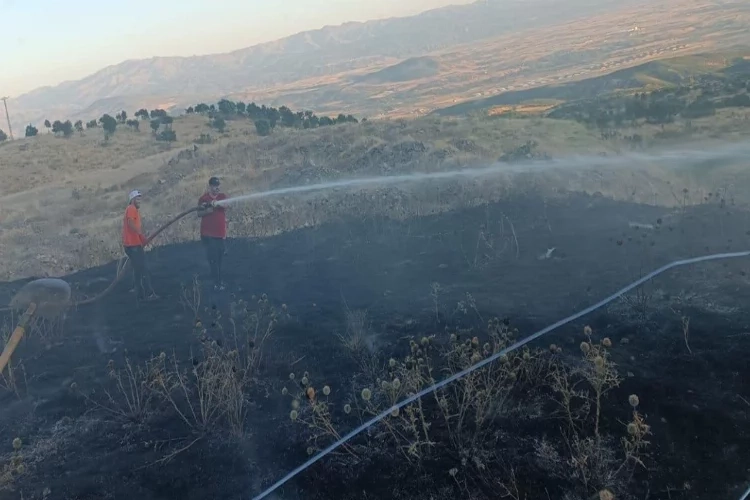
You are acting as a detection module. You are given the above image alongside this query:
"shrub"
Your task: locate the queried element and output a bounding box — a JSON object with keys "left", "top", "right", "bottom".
{"left": 254, "top": 119, "right": 271, "bottom": 136}
{"left": 195, "top": 133, "right": 213, "bottom": 144}
{"left": 209, "top": 117, "right": 226, "bottom": 133}
{"left": 99, "top": 114, "right": 117, "bottom": 135}
{"left": 52, "top": 119, "right": 74, "bottom": 137}
{"left": 76, "top": 289, "right": 286, "bottom": 438}
{"left": 156, "top": 129, "right": 177, "bottom": 142}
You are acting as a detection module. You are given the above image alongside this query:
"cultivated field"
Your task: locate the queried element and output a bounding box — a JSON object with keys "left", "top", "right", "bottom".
{"left": 226, "top": 0, "right": 750, "bottom": 118}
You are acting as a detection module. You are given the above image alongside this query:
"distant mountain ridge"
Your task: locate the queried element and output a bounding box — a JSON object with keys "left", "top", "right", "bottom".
{"left": 7, "top": 0, "right": 641, "bottom": 128}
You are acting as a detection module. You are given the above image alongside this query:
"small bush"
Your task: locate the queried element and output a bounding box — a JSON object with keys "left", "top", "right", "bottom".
{"left": 254, "top": 119, "right": 271, "bottom": 136}
{"left": 195, "top": 133, "right": 213, "bottom": 144}
{"left": 156, "top": 129, "right": 177, "bottom": 142}
{"left": 209, "top": 117, "right": 226, "bottom": 133}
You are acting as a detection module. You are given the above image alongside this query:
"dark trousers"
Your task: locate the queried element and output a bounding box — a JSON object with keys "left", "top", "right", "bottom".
{"left": 201, "top": 236, "right": 225, "bottom": 285}
{"left": 124, "top": 245, "right": 154, "bottom": 299}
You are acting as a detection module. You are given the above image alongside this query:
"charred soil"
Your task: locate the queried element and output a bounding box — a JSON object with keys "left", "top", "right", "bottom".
{"left": 0, "top": 193, "right": 749, "bottom": 500}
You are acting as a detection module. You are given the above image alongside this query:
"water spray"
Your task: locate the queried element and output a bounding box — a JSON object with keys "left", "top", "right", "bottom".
{"left": 251, "top": 249, "right": 750, "bottom": 500}
{"left": 215, "top": 141, "right": 750, "bottom": 208}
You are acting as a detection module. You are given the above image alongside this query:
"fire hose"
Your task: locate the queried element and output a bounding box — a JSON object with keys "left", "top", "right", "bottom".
{"left": 0, "top": 202, "right": 214, "bottom": 372}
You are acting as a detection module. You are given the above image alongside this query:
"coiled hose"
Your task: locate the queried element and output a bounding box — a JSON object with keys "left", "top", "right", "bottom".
{"left": 252, "top": 249, "right": 750, "bottom": 500}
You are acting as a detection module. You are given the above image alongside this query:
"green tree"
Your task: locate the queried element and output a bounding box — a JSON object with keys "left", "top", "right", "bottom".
{"left": 52, "top": 119, "right": 74, "bottom": 137}
{"left": 279, "top": 106, "right": 296, "bottom": 127}
{"left": 254, "top": 119, "right": 271, "bottom": 136}
{"left": 25, "top": 124, "right": 38, "bottom": 137}
{"left": 194, "top": 103, "right": 209, "bottom": 113}
{"left": 210, "top": 117, "right": 226, "bottom": 133}
{"left": 0, "top": 129, "right": 7, "bottom": 142}
{"left": 156, "top": 129, "right": 177, "bottom": 142}
{"left": 135, "top": 109, "right": 149, "bottom": 120}
{"left": 86, "top": 119, "right": 98, "bottom": 129}
{"left": 126, "top": 119, "right": 140, "bottom": 131}
{"left": 74, "top": 120, "right": 84, "bottom": 135}
{"left": 44, "top": 119, "right": 51, "bottom": 133}
{"left": 246, "top": 102, "right": 261, "bottom": 119}
{"left": 62, "top": 120, "right": 74, "bottom": 138}
{"left": 218, "top": 99, "right": 237, "bottom": 115}
{"left": 150, "top": 109, "right": 167, "bottom": 119}
{"left": 99, "top": 114, "right": 117, "bottom": 136}
{"left": 186, "top": 106, "right": 195, "bottom": 114}
{"left": 150, "top": 119, "right": 161, "bottom": 134}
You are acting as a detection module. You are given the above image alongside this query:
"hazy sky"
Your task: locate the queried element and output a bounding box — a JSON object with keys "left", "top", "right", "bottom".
{"left": 0, "top": 0, "right": 473, "bottom": 97}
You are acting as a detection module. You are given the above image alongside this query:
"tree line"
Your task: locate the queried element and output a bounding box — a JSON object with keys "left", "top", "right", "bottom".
{"left": 186, "top": 99, "right": 359, "bottom": 136}
{"left": 10, "top": 100, "right": 358, "bottom": 142}
{"left": 19, "top": 109, "right": 177, "bottom": 142}
{"left": 548, "top": 74, "right": 750, "bottom": 130}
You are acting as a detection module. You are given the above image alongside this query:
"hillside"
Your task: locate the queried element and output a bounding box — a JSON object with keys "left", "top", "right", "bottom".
{"left": 9, "top": 0, "right": 750, "bottom": 128}
{"left": 2, "top": 75, "right": 750, "bottom": 281}
{"left": 433, "top": 51, "right": 750, "bottom": 116}
{"left": 353, "top": 57, "right": 441, "bottom": 84}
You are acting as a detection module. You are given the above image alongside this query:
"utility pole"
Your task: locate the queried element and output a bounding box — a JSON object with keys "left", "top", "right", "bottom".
{"left": 1, "top": 97, "right": 13, "bottom": 140}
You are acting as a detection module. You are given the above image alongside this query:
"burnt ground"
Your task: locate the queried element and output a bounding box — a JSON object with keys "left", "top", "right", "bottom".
{"left": 0, "top": 192, "right": 749, "bottom": 500}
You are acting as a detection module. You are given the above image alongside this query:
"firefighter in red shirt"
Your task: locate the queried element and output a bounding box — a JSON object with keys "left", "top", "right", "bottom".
{"left": 197, "top": 177, "right": 228, "bottom": 290}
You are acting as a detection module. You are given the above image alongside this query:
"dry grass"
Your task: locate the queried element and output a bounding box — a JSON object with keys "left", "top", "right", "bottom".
{"left": 1, "top": 108, "right": 750, "bottom": 282}
{"left": 74, "top": 290, "right": 284, "bottom": 440}
{"left": 284, "top": 307, "right": 650, "bottom": 498}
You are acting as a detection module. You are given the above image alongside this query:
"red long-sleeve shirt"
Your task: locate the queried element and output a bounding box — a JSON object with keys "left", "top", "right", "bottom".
{"left": 198, "top": 193, "right": 227, "bottom": 239}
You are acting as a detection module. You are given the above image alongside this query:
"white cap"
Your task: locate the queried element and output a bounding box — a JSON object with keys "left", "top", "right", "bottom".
{"left": 128, "top": 189, "right": 142, "bottom": 202}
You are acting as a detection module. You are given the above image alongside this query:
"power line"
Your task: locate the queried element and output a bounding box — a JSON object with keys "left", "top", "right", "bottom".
{"left": 1, "top": 97, "right": 14, "bottom": 140}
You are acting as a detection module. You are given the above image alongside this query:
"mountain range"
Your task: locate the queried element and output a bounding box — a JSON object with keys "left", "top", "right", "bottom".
{"left": 7, "top": 0, "right": 750, "bottom": 129}
{"left": 6, "top": 0, "right": 647, "bottom": 128}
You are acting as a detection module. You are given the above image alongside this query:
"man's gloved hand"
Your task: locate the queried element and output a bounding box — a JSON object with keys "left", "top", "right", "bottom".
{"left": 200, "top": 201, "right": 212, "bottom": 209}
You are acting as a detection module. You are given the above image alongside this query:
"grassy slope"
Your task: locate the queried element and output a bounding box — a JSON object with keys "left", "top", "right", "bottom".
{"left": 2, "top": 52, "right": 750, "bottom": 281}
{"left": 433, "top": 51, "right": 750, "bottom": 116}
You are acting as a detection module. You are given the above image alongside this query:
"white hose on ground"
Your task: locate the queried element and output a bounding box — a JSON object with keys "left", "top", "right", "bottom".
{"left": 252, "top": 250, "right": 750, "bottom": 500}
